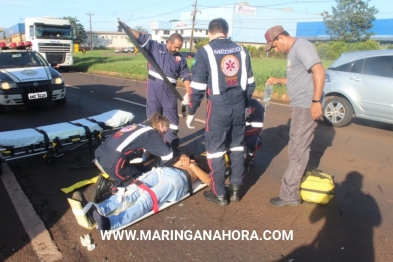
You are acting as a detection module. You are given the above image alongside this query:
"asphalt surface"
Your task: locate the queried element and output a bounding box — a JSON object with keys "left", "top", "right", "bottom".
{"left": 0, "top": 72, "right": 393, "bottom": 262}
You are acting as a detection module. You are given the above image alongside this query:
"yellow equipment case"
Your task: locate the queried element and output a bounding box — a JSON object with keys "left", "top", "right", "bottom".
{"left": 300, "top": 168, "right": 335, "bottom": 204}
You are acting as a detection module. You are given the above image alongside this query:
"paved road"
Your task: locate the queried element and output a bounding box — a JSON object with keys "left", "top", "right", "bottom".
{"left": 1, "top": 72, "right": 392, "bottom": 261}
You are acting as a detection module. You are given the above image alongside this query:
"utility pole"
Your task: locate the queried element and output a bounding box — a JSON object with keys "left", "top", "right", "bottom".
{"left": 86, "top": 12, "right": 94, "bottom": 52}
{"left": 189, "top": 0, "right": 199, "bottom": 53}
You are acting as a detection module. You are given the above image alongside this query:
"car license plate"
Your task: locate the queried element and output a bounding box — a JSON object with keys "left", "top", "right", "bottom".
{"left": 28, "top": 92, "right": 47, "bottom": 100}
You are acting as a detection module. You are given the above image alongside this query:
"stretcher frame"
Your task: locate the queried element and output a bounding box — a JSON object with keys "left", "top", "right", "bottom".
{"left": 0, "top": 110, "right": 135, "bottom": 175}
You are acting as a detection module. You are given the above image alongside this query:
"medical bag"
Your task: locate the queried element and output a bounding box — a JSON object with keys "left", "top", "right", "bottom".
{"left": 300, "top": 168, "right": 335, "bottom": 204}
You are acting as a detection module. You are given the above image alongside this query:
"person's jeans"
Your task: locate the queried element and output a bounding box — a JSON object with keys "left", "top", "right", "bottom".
{"left": 95, "top": 167, "right": 188, "bottom": 230}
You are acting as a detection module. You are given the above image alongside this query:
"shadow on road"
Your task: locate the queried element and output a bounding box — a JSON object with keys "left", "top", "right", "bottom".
{"left": 277, "top": 171, "right": 381, "bottom": 262}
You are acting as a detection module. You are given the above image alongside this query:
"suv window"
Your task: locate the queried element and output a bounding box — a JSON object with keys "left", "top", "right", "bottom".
{"left": 349, "top": 59, "right": 364, "bottom": 73}
{"left": 330, "top": 62, "right": 351, "bottom": 72}
{"left": 363, "top": 56, "right": 393, "bottom": 78}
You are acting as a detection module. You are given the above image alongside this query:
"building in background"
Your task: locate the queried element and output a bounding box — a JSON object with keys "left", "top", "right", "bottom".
{"left": 84, "top": 31, "right": 134, "bottom": 49}
{"left": 150, "top": 2, "right": 393, "bottom": 48}
{"left": 10, "top": 3, "right": 387, "bottom": 50}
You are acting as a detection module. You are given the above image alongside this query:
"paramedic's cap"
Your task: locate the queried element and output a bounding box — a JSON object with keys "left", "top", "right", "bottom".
{"left": 264, "top": 25, "right": 285, "bottom": 52}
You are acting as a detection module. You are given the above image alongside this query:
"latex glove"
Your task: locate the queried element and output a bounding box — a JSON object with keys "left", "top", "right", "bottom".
{"left": 245, "top": 107, "right": 252, "bottom": 119}
{"left": 186, "top": 114, "right": 195, "bottom": 129}
{"left": 181, "top": 93, "right": 189, "bottom": 105}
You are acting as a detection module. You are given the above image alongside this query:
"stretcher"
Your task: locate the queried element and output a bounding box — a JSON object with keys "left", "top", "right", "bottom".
{"left": 0, "top": 110, "right": 134, "bottom": 174}
{"left": 68, "top": 179, "right": 207, "bottom": 231}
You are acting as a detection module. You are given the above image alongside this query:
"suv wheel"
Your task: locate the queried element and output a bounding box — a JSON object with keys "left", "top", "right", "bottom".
{"left": 323, "top": 96, "right": 353, "bottom": 127}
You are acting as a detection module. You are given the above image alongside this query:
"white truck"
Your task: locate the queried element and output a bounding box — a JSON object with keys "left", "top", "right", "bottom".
{"left": 3, "top": 17, "right": 74, "bottom": 72}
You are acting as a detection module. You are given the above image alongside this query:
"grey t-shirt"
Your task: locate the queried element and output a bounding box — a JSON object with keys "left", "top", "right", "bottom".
{"left": 286, "top": 38, "right": 322, "bottom": 108}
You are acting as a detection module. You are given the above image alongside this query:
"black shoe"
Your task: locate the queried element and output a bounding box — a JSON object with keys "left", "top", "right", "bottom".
{"left": 93, "top": 175, "right": 115, "bottom": 203}
{"left": 229, "top": 184, "right": 243, "bottom": 202}
{"left": 93, "top": 210, "right": 110, "bottom": 231}
{"left": 269, "top": 197, "right": 301, "bottom": 207}
{"left": 72, "top": 191, "right": 97, "bottom": 227}
{"left": 203, "top": 190, "right": 228, "bottom": 206}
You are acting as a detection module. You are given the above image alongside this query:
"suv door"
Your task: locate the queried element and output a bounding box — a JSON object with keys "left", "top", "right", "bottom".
{"left": 351, "top": 56, "right": 393, "bottom": 121}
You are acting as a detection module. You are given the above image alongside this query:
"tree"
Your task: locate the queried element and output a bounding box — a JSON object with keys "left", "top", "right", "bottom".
{"left": 321, "top": 0, "right": 378, "bottom": 42}
{"left": 62, "top": 16, "right": 87, "bottom": 45}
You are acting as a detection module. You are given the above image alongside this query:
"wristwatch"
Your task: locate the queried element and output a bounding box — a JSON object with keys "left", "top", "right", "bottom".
{"left": 312, "top": 100, "right": 321, "bottom": 103}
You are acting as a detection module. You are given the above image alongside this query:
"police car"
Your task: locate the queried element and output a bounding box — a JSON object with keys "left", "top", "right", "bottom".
{"left": 0, "top": 41, "right": 66, "bottom": 113}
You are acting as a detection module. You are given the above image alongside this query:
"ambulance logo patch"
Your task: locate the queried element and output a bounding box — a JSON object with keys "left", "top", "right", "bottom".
{"left": 120, "top": 124, "right": 137, "bottom": 133}
{"left": 175, "top": 56, "right": 182, "bottom": 62}
{"left": 221, "top": 55, "right": 239, "bottom": 76}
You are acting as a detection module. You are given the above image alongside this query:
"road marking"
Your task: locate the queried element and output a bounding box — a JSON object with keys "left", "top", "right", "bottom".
{"left": 113, "top": 97, "right": 206, "bottom": 124}
{"left": 1, "top": 162, "right": 62, "bottom": 262}
{"left": 65, "top": 84, "right": 80, "bottom": 89}
{"left": 113, "top": 97, "right": 146, "bottom": 107}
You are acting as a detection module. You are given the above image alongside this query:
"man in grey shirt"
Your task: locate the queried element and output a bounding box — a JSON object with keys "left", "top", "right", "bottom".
{"left": 264, "top": 25, "right": 325, "bottom": 207}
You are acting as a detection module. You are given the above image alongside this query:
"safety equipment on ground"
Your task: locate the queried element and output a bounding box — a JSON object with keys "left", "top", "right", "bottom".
{"left": 186, "top": 114, "right": 195, "bottom": 129}
{"left": 300, "top": 168, "right": 335, "bottom": 204}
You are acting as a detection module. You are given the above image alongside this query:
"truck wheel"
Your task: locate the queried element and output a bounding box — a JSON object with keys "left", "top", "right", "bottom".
{"left": 54, "top": 96, "right": 66, "bottom": 106}
{"left": 323, "top": 96, "right": 353, "bottom": 127}
{"left": 62, "top": 67, "right": 70, "bottom": 72}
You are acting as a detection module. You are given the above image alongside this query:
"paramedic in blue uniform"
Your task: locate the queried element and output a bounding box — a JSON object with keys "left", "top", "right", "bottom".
{"left": 244, "top": 98, "right": 265, "bottom": 166}
{"left": 94, "top": 113, "right": 176, "bottom": 189}
{"left": 186, "top": 18, "right": 256, "bottom": 205}
{"left": 129, "top": 28, "right": 191, "bottom": 148}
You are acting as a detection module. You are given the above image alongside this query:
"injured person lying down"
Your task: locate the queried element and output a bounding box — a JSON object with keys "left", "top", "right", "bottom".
{"left": 71, "top": 154, "right": 210, "bottom": 231}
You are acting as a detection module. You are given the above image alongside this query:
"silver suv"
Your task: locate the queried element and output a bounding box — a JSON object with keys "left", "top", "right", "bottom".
{"left": 323, "top": 49, "right": 393, "bottom": 127}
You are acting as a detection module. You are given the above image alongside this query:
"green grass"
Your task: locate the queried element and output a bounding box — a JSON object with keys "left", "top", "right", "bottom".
{"left": 73, "top": 50, "right": 333, "bottom": 101}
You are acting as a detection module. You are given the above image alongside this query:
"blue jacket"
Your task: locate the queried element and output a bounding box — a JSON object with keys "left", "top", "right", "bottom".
{"left": 138, "top": 34, "right": 191, "bottom": 89}
{"left": 188, "top": 38, "right": 256, "bottom": 115}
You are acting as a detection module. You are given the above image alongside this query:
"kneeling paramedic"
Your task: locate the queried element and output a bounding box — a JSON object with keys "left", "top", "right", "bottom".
{"left": 94, "top": 113, "right": 178, "bottom": 198}
{"left": 244, "top": 98, "right": 264, "bottom": 166}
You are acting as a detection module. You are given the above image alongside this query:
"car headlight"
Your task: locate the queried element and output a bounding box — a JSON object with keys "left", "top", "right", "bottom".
{"left": 1, "top": 82, "right": 18, "bottom": 90}
{"left": 51, "top": 76, "right": 64, "bottom": 85}
{"left": 325, "top": 74, "right": 330, "bottom": 82}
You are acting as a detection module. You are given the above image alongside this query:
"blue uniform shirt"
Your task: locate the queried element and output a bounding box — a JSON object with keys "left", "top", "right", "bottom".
{"left": 188, "top": 38, "right": 256, "bottom": 115}
{"left": 138, "top": 34, "right": 191, "bottom": 89}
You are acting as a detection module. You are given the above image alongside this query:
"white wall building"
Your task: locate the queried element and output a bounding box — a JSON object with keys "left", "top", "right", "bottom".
{"left": 84, "top": 31, "right": 134, "bottom": 49}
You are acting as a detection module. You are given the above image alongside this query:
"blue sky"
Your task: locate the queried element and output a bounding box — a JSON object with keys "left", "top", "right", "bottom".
{"left": 0, "top": 0, "right": 390, "bottom": 32}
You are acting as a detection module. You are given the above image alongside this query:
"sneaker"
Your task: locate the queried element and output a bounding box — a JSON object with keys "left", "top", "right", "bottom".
{"left": 203, "top": 190, "right": 228, "bottom": 206}
{"left": 72, "top": 191, "right": 97, "bottom": 227}
{"left": 269, "top": 197, "right": 301, "bottom": 207}
{"left": 229, "top": 184, "right": 243, "bottom": 202}
{"left": 93, "top": 175, "right": 115, "bottom": 203}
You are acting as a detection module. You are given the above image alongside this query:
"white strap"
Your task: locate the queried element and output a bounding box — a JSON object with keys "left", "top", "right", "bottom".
{"left": 203, "top": 45, "right": 220, "bottom": 95}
